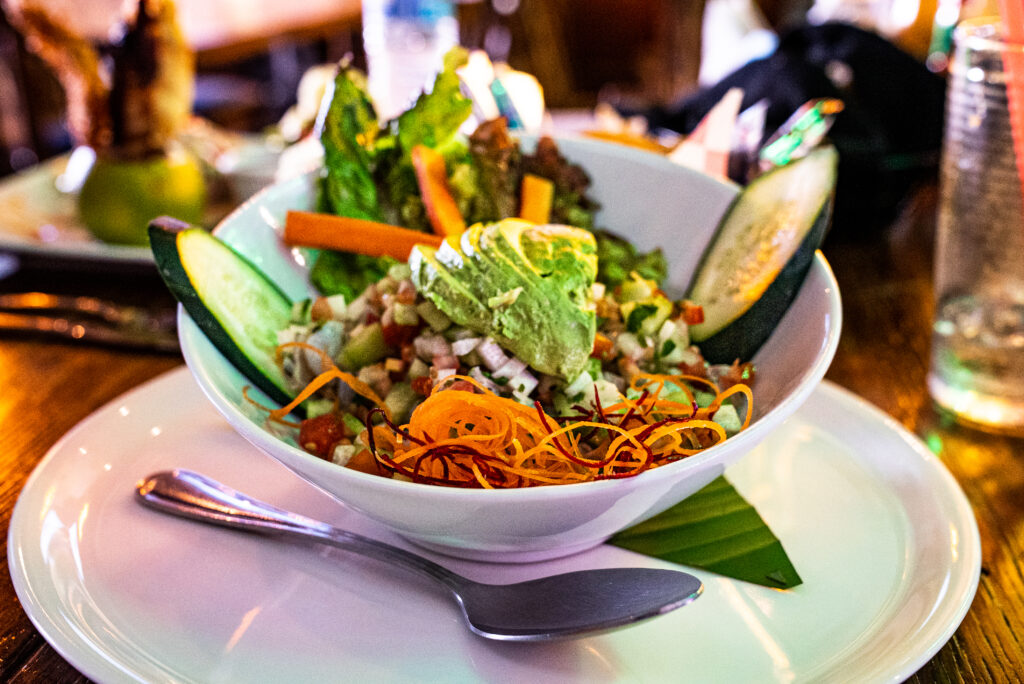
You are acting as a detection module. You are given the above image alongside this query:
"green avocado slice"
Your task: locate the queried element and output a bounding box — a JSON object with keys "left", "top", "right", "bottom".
{"left": 408, "top": 243, "right": 491, "bottom": 332}
{"left": 410, "top": 219, "right": 597, "bottom": 379}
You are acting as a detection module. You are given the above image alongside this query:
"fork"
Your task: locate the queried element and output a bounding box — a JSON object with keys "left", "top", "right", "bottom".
{"left": 0, "top": 291, "right": 179, "bottom": 352}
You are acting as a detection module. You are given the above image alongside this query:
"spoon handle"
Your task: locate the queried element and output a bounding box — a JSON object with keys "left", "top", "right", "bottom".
{"left": 136, "top": 469, "right": 465, "bottom": 590}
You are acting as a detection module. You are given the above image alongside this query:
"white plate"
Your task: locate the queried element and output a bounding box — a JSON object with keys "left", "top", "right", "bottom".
{"left": 8, "top": 367, "right": 980, "bottom": 683}
{"left": 0, "top": 156, "right": 153, "bottom": 265}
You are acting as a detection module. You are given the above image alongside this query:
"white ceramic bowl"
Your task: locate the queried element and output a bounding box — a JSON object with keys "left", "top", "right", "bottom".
{"left": 179, "top": 137, "right": 842, "bottom": 562}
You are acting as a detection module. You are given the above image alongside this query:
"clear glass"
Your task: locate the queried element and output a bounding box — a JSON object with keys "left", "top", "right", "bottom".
{"left": 929, "top": 17, "right": 1024, "bottom": 433}
{"left": 362, "top": 0, "right": 459, "bottom": 120}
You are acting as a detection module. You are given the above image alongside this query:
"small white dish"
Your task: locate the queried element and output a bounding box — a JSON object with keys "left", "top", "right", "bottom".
{"left": 181, "top": 137, "right": 843, "bottom": 561}
{"left": 8, "top": 368, "right": 980, "bottom": 683}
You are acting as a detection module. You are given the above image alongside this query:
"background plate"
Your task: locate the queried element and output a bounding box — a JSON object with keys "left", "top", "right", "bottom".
{"left": 0, "top": 156, "right": 153, "bottom": 265}
{"left": 8, "top": 368, "right": 980, "bottom": 683}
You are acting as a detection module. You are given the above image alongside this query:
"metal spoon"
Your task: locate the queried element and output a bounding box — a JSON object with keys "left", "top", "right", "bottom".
{"left": 136, "top": 469, "right": 703, "bottom": 641}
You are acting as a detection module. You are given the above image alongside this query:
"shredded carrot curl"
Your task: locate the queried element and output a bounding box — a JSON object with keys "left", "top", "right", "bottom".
{"left": 259, "top": 346, "right": 753, "bottom": 488}
{"left": 269, "top": 366, "right": 390, "bottom": 422}
{"left": 365, "top": 373, "right": 750, "bottom": 488}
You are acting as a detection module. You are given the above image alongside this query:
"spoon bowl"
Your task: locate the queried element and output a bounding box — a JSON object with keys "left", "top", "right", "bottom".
{"left": 135, "top": 469, "right": 703, "bottom": 641}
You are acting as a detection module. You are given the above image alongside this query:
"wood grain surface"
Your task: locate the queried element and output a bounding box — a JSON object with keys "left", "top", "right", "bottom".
{"left": 0, "top": 184, "right": 1022, "bottom": 682}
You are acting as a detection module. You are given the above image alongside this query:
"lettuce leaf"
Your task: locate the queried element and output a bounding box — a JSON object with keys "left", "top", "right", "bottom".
{"left": 594, "top": 230, "right": 668, "bottom": 287}
{"left": 315, "top": 52, "right": 474, "bottom": 293}
{"left": 310, "top": 250, "right": 397, "bottom": 300}
{"left": 395, "top": 48, "right": 473, "bottom": 157}
{"left": 319, "top": 64, "right": 383, "bottom": 220}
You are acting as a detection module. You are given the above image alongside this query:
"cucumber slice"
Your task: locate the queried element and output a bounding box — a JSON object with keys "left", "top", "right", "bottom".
{"left": 149, "top": 217, "right": 295, "bottom": 407}
{"left": 687, "top": 146, "right": 837, "bottom": 363}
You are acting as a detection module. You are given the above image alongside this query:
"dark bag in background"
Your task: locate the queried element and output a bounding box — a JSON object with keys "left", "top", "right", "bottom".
{"left": 638, "top": 22, "right": 947, "bottom": 235}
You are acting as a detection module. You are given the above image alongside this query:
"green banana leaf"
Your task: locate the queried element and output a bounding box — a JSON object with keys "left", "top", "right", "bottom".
{"left": 610, "top": 476, "right": 803, "bottom": 589}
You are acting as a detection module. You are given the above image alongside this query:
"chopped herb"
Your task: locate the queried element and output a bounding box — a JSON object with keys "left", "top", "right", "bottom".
{"left": 626, "top": 304, "right": 658, "bottom": 333}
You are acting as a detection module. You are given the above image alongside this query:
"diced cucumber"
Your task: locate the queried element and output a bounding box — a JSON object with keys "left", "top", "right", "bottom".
{"left": 341, "top": 412, "right": 366, "bottom": 436}
{"left": 392, "top": 302, "right": 420, "bottom": 326}
{"left": 712, "top": 403, "right": 743, "bottom": 434}
{"left": 385, "top": 381, "right": 419, "bottom": 423}
{"left": 339, "top": 322, "right": 387, "bottom": 370}
{"left": 304, "top": 398, "right": 335, "bottom": 418}
{"left": 621, "top": 295, "right": 673, "bottom": 337}
{"left": 618, "top": 272, "right": 656, "bottom": 302}
{"left": 415, "top": 299, "right": 452, "bottom": 332}
{"left": 387, "top": 262, "right": 412, "bottom": 281}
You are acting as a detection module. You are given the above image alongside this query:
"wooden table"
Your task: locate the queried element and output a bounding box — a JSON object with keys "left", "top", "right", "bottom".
{"left": 0, "top": 183, "right": 1021, "bottom": 681}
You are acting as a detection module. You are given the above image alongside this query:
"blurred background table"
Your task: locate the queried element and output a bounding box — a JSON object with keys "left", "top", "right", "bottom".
{"left": 0, "top": 174, "right": 1022, "bottom": 680}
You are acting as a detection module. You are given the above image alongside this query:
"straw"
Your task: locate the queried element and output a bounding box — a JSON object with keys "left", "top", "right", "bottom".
{"left": 997, "top": 0, "right": 1024, "bottom": 208}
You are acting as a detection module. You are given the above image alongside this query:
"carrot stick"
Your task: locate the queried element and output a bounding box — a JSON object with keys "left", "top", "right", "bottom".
{"left": 519, "top": 173, "right": 554, "bottom": 224}
{"left": 410, "top": 144, "right": 467, "bottom": 236}
{"left": 283, "top": 210, "right": 443, "bottom": 261}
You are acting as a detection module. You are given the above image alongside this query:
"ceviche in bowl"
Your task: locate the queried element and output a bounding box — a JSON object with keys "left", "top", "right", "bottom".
{"left": 157, "top": 54, "right": 841, "bottom": 561}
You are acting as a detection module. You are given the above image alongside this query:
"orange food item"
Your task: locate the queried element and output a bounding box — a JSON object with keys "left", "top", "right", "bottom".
{"left": 410, "top": 144, "right": 466, "bottom": 236}
{"left": 518, "top": 173, "right": 554, "bottom": 224}
{"left": 365, "top": 373, "right": 750, "bottom": 488}
{"left": 283, "top": 210, "right": 443, "bottom": 261}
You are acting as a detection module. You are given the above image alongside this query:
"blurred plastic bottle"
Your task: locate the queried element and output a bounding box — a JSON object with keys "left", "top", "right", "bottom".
{"left": 362, "top": 0, "right": 459, "bottom": 120}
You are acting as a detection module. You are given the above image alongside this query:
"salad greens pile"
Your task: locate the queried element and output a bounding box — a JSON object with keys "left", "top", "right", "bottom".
{"left": 310, "top": 48, "right": 664, "bottom": 300}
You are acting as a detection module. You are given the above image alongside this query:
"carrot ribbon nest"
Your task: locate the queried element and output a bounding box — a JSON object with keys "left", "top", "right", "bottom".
{"left": 254, "top": 344, "right": 753, "bottom": 489}
{"left": 366, "top": 373, "right": 751, "bottom": 488}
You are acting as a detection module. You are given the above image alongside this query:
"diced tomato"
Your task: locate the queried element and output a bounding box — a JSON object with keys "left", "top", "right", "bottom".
{"left": 412, "top": 375, "right": 434, "bottom": 396}
{"left": 679, "top": 301, "right": 705, "bottom": 325}
{"left": 299, "top": 414, "right": 348, "bottom": 459}
{"left": 442, "top": 379, "right": 474, "bottom": 392}
{"left": 382, "top": 321, "right": 420, "bottom": 347}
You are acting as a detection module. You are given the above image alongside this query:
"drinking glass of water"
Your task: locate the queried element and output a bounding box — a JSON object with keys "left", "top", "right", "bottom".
{"left": 929, "top": 17, "right": 1024, "bottom": 433}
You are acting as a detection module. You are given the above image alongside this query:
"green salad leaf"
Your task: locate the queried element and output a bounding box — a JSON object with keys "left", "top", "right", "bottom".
{"left": 610, "top": 475, "right": 803, "bottom": 589}
{"left": 314, "top": 51, "right": 474, "bottom": 294}
{"left": 310, "top": 250, "right": 397, "bottom": 301}
{"left": 594, "top": 230, "right": 668, "bottom": 287}
{"left": 319, "top": 63, "right": 382, "bottom": 221}
{"left": 396, "top": 47, "right": 472, "bottom": 156}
